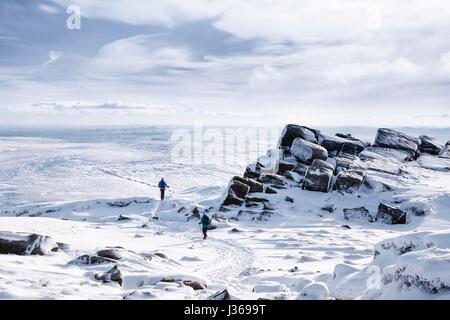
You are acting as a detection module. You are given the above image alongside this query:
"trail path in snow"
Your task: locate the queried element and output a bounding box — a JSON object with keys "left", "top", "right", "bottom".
{"left": 193, "top": 236, "right": 254, "bottom": 292}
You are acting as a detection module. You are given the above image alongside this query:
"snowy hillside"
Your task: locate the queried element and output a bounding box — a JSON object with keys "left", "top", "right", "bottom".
{"left": 1, "top": 125, "right": 449, "bottom": 300}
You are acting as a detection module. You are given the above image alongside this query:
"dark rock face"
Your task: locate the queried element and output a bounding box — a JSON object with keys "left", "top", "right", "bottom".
{"left": 208, "top": 289, "right": 231, "bottom": 300}
{"left": 334, "top": 170, "right": 365, "bottom": 193}
{"left": 441, "top": 141, "right": 450, "bottom": 158}
{"left": 419, "top": 135, "right": 444, "bottom": 155}
{"left": 229, "top": 180, "right": 250, "bottom": 199}
{"left": 285, "top": 196, "right": 294, "bottom": 203}
{"left": 343, "top": 207, "right": 374, "bottom": 223}
{"left": 373, "top": 128, "right": 419, "bottom": 156}
{"left": 322, "top": 204, "right": 336, "bottom": 213}
{"left": 232, "top": 176, "right": 264, "bottom": 193}
{"left": 303, "top": 159, "right": 334, "bottom": 193}
{"left": 284, "top": 171, "right": 304, "bottom": 183}
{"left": 244, "top": 164, "right": 261, "bottom": 180}
{"left": 336, "top": 133, "right": 370, "bottom": 147}
{"left": 290, "top": 138, "right": 328, "bottom": 164}
{"left": 277, "top": 161, "right": 296, "bottom": 175}
{"left": 335, "top": 153, "right": 361, "bottom": 174}
{"left": 257, "top": 174, "right": 285, "bottom": 186}
{"left": 0, "top": 232, "right": 59, "bottom": 256}
{"left": 318, "top": 134, "right": 365, "bottom": 157}
{"left": 376, "top": 203, "right": 407, "bottom": 224}
{"left": 265, "top": 186, "right": 278, "bottom": 194}
{"left": 279, "top": 124, "right": 318, "bottom": 149}
{"left": 292, "top": 163, "right": 310, "bottom": 176}
{"left": 97, "top": 249, "right": 123, "bottom": 261}
{"left": 106, "top": 200, "right": 132, "bottom": 208}
{"left": 95, "top": 265, "right": 123, "bottom": 286}
{"left": 222, "top": 180, "right": 250, "bottom": 207}
{"left": 340, "top": 141, "right": 366, "bottom": 156}
{"left": 246, "top": 197, "right": 269, "bottom": 203}
{"left": 117, "top": 215, "right": 132, "bottom": 221}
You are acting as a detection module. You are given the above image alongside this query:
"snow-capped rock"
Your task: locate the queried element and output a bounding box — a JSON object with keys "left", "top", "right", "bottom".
{"left": 419, "top": 135, "right": 444, "bottom": 155}
{"left": 0, "top": 231, "right": 59, "bottom": 256}
{"left": 376, "top": 203, "right": 407, "bottom": 225}
{"left": 290, "top": 138, "right": 328, "bottom": 164}
{"left": 278, "top": 124, "right": 318, "bottom": 149}
{"left": 334, "top": 170, "right": 365, "bottom": 193}
{"left": 318, "top": 133, "right": 365, "bottom": 157}
{"left": 299, "top": 282, "right": 330, "bottom": 300}
{"left": 303, "top": 159, "right": 334, "bottom": 193}
{"left": 373, "top": 128, "right": 419, "bottom": 157}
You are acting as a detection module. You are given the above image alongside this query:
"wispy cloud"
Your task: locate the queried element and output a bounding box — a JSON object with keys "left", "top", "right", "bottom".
{"left": 43, "top": 51, "right": 63, "bottom": 65}
{"left": 38, "top": 3, "right": 60, "bottom": 14}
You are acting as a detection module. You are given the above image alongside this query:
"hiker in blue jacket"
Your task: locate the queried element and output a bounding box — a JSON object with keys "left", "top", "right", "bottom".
{"left": 199, "top": 213, "right": 210, "bottom": 240}
{"left": 158, "top": 178, "right": 169, "bottom": 201}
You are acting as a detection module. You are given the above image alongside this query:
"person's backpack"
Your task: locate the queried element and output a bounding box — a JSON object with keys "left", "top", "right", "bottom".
{"left": 202, "top": 214, "right": 210, "bottom": 225}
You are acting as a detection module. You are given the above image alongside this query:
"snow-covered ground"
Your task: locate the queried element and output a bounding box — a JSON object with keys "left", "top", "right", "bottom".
{"left": 0, "top": 126, "right": 449, "bottom": 300}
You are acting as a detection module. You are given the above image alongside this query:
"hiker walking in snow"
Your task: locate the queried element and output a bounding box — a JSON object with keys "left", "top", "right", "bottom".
{"left": 199, "top": 213, "right": 210, "bottom": 240}
{"left": 158, "top": 178, "right": 169, "bottom": 201}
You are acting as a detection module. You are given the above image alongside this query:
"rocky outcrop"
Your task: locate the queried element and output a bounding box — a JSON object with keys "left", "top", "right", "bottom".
{"left": 232, "top": 176, "right": 264, "bottom": 193}
{"left": 279, "top": 124, "right": 318, "bottom": 149}
{"left": 335, "top": 153, "right": 361, "bottom": 174}
{"left": 334, "top": 170, "right": 365, "bottom": 193}
{"left": 376, "top": 203, "right": 407, "bottom": 224}
{"left": 292, "top": 163, "right": 310, "bottom": 176}
{"left": 291, "top": 138, "right": 328, "bottom": 164}
{"left": 257, "top": 174, "right": 285, "bottom": 186}
{"left": 303, "top": 159, "right": 334, "bottom": 193}
{"left": 373, "top": 128, "right": 419, "bottom": 158}
{"left": 222, "top": 180, "right": 250, "bottom": 207}
{"left": 277, "top": 161, "right": 296, "bottom": 175}
{"left": 285, "top": 170, "right": 304, "bottom": 183}
{"left": 0, "top": 232, "right": 59, "bottom": 255}
{"left": 244, "top": 164, "right": 261, "bottom": 179}
{"left": 318, "top": 133, "right": 365, "bottom": 157}
{"left": 419, "top": 135, "right": 444, "bottom": 155}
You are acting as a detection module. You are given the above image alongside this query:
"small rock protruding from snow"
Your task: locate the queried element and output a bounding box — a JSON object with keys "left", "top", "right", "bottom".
{"left": 70, "top": 254, "right": 116, "bottom": 265}
{"left": 0, "top": 231, "right": 59, "bottom": 256}
{"left": 299, "top": 282, "right": 330, "bottom": 300}
{"left": 95, "top": 265, "right": 123, "bottom": 286}
{"left": 208, "top": 289, "right": 231, "bottom": 300}
{"left": 321, "top": 204, "right": 337, "bottom": 213}
{"left": 376, "top": 203, "right": 407, "bottom": 225}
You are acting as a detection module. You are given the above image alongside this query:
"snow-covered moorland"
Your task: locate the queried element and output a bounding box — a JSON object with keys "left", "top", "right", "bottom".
{"left": 0, "top": 125, "right": 449, "bottom": 300}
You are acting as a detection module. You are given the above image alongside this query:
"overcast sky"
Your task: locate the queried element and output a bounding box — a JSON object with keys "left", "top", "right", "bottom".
{"left": 1, "top": 0, "right": 450, "bottom": 127}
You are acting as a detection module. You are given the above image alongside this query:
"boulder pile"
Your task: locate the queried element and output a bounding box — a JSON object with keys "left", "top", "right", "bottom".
{"left": 220, "top": 123, "right": 449, "bottom": 225}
